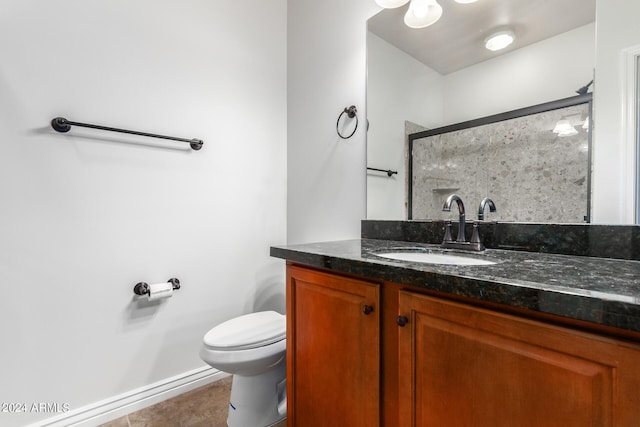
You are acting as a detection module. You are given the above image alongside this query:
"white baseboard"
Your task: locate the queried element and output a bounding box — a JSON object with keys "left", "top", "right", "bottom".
{"left": 29, "top": 366, "right": 228, "bottom": 427}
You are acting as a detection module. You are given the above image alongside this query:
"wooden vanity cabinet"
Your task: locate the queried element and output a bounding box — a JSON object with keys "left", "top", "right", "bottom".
{"left": 286, "top": 265, "right": 381, "bottom": 427}
{"left": 286, "top": 264, "right": 640, "bottom": 426}
{"left": 397, "top": 291, "right": 640, "bottom": 427}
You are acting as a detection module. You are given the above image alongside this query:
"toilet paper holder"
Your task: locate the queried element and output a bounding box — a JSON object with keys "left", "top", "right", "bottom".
{"left": 133, "top": 278, "right": 181, "bottom": 296}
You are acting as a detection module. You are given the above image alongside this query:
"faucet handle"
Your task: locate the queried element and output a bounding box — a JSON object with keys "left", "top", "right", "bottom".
{"left": 443, "top": 221, "right": 454, "bottom": 243}
{"left": 470, "top": 222, "right": 481, "bottom": 244}
{"left": 470, "top": 222, "right": 486, "bottom": 251}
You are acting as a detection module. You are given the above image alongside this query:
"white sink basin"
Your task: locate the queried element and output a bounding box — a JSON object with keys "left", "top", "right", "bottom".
{"left": 373, "top": 250, "right": 496, "bottom": 266}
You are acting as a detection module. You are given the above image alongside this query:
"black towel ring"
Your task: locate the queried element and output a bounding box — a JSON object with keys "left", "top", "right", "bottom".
{"left": 336, "top": 105, "right": 358, "bottom": 139}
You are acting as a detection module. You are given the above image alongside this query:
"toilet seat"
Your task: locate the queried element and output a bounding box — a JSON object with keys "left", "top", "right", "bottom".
{"left": 203, "top": 311, "right": 285, "bottom": 351}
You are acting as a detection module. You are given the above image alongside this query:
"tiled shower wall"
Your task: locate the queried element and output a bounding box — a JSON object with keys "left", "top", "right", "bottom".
{"left": 411, "top": 103, "right": 590, "bottom": 223}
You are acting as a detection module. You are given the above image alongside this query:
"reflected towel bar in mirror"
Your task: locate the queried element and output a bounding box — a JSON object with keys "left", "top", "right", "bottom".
{"left": 367, "top": 167, "right": 398, "bottom": 177}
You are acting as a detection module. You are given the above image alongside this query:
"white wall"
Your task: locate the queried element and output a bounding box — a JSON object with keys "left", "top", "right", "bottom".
{"left": 367, "top": 32, "right": 444, "bottom": 220}
{"left": 444, "top": 23, "right": 595, "bottom": 125}
{"left": 0, "top": 1, "right": 286, "bottom": 426}
{"left": 592, "top": 0, "right": 640, "bottom": 223}
{"left": 287, "top": 0, "right": 380, "bottom": 244}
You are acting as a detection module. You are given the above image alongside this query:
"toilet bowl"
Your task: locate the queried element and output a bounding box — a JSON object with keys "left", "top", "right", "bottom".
{"left": 200, "top": 311, "right": 287, "bottom": 427}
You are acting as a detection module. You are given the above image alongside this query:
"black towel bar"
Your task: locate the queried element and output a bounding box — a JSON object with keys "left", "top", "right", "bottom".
{"left": 51, "top": 117, "right": 204, "bottom": 150}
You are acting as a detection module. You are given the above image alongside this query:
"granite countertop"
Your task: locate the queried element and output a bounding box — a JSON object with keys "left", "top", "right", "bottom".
{"left": 270, "top": 238, "right": 640, "bottom": 334}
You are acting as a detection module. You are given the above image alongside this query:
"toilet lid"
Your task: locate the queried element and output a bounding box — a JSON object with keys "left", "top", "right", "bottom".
{"left": 203, "top": 311, "right": 286, "bottom": 351}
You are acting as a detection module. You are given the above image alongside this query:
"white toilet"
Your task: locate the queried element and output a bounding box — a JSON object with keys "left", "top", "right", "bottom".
{"left": 200, "top": 311, "right": 287, "bottom": 427}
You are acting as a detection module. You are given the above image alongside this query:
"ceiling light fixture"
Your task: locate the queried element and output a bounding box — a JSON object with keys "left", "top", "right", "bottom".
{"left": 404, "top": 0, "right": 443, "bottom": 28}
{"left": 377, "top": 0, "right": 479, "bottom": 29}
{"left": 375, "top": 0, "right": 410, "bottom": 8}
{"left": 484, "top": 29, "right": 515, "bottom": 51}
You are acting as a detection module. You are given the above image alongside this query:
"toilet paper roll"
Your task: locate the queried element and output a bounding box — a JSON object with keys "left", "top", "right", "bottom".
{"left": 147, "top": 282, "right": 174, "bottom": 301}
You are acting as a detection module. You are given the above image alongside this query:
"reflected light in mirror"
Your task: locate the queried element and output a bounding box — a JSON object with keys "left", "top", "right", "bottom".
{"left": 404, "top": 0, "right": 443, "bottom": 28}
{"left": 553, "top": 119, "right": 579, "bottom": 136}
{"left": 484, "top": 29, "right": 515, "bottom": 51}
{"left": 375, "top": 0, "right": 410, "bottom": 8}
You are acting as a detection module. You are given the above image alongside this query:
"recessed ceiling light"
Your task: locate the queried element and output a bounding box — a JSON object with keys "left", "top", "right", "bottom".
{"left": 484, "top": 30, "right": 515, "bottom": 51}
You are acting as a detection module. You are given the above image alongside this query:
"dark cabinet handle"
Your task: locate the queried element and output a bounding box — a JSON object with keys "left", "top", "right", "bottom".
{"left": 397, "top": 316, "right": 409, "bottom": 327}
{"left": 363, "top": 305, "right": 374, "bottom": 315}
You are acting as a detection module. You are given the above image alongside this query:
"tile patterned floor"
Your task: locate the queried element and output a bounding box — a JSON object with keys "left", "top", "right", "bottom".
{"left": 99, "top": 376, "right": 286, "bottom": 427}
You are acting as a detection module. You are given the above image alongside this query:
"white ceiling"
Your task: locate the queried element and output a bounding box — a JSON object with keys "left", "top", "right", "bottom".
{"left": 368, "top": 0, "right": 596, "bottom": 75}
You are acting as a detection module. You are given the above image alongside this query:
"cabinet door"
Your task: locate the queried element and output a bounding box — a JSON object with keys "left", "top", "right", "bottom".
{"left": 397, "top": 291, "right": 640, "bottom": 427}
{"left": 287, "top": 266, "right": 380, "bottom": 427}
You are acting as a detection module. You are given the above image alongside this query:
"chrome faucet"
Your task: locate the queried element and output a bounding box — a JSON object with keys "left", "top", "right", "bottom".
{"left": 478, "top": 197, "right": 497, "bottom": 221}
{"left": 442, "top": 194, "right": 466, "bottom": 243}
{"left": 441, "top": 194, "right": 485, "bottom": 251}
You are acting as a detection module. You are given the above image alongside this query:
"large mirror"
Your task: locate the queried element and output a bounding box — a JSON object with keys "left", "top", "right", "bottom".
{"left": 366, "top": 0, "right": 597, "bottom": 221}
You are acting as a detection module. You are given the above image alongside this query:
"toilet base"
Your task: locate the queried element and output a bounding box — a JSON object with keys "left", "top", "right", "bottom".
{"left": 227, "top": 357, "right": 287, "bottom": 427}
